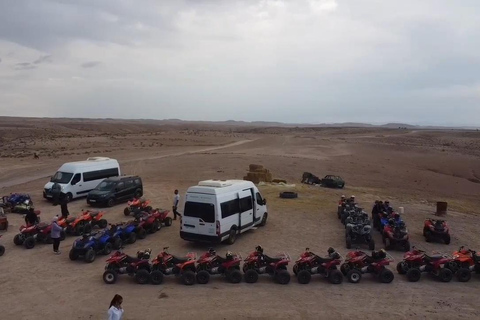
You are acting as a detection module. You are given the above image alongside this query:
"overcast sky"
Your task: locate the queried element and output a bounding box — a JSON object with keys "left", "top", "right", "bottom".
{"left": 0, "top": 0, "right": 479, "bottom": 126}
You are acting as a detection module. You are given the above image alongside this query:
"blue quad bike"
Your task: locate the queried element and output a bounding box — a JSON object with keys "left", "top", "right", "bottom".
{"left": 69, "top": 229, "right": 121, "bottom": 263}
{"left": 110, "top": 222, "right": 141, "bottom": 245}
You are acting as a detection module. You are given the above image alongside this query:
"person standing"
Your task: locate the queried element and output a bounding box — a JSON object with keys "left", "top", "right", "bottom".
{"left": 25, "top": 207, "right": 39, "bottom": 226}
{"left": 51, "top": 182, "right": 61, "bottom": 206}
{"left": 51, "top": 216, "right": 63, "bottom": 254}
{"left": 108, "top": 294, "right": 124, "bottom": 320}
{"left": 172, "top": 189, "right": 181, "bottom": 220}
{"left": 60, "top": 196, "right": 69, "bottom": 219}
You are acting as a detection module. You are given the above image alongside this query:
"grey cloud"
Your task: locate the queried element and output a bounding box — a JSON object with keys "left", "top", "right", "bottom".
{"left": 81, "top": 61, "right": 101, "bottom": 68}
{"left": 33, "top": 55, "right": 52, "bottom": 64}
{"left": 14, "top": 63, "right": 37, "bottom": 70}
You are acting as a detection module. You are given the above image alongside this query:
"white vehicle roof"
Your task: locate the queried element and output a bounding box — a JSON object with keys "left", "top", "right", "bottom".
{"left": 57, "top": 157, "right": 119, "bottom": 172}
{"left": 187, "top": 179, "right": 257, "bottom": 195}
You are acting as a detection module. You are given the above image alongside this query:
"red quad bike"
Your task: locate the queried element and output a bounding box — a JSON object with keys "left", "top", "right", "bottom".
{"left": 133, "top": 208, "right": 172, "bottom": 234}
{"left": 382, "top": 220, "right": 411, "bottom": 252}
{"left": 293, "top": 247, "right": 343, "bottom": 284}
{"left": 124, "top": 198, "right": 152, "bottom": 216}
{"left": 242, "top": 246, "right": 291, "bottom": 285}
{"left": 444, "top": 246, "right": 480, "bottom": 282}
{"left": 0, "top": 235, "right": 5, "bottom": 256}
{"left": 14, "top": 222, "right": 66, "bottom": 249}
{"left": 195, "top": 248, "right": 243, "bottom": 284}
{"left": 397, "top": 247, "right": 454, "bottom": 282}
{"left": 103, "top": 248, "right": 153, "bottom": 284}
{"left": 340, "top": 249, "right": 395, "bottom": 284}
{"left": 81, "top": 209, "right": 108, "bottom": 230}
{"left": 423, "top": 218, "right": 450, "bottom": 244}
{"left": 149, "top": 247, "right": 198, "bottom": 285}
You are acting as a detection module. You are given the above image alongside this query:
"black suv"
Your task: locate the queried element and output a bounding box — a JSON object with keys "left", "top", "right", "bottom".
{"left": 87, "top": 175, "right": 143, "bottom": 207}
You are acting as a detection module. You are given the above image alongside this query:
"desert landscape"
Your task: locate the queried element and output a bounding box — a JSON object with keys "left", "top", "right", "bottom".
{"left": 0, "top": 117, "right": 480, "bottom": 320}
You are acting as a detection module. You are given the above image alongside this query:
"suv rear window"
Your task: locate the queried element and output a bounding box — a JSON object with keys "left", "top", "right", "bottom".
{"left": 125, "top": 179, "right": 134, "bottom": 188}
{"left": 134, "top": 178, "right": 141, "bottom": 185}
{"left": 184, "top": 202, "right": 215, "bottom": 223}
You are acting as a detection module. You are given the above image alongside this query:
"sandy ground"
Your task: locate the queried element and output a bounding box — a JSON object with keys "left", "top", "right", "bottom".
{"left": 0, "top": 119, "right": 480, "bottom": 320}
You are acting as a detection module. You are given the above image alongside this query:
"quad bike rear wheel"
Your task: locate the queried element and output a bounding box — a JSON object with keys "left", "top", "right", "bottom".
{"left": 406, "top": 268, "right": 421, "bottom": 282}
{"left": 84, "top": 248, "right": 96, "bottom": 263}
{"left": 275, "top": 270, "right": 291, "bottom": 285}
{"left": 368, "top": 239, "right": 375, "bottom": 250}
{"left": 137, "top": 227, "right": 147, "bottom": 239}
{"left": 128, "top": 232, "right": 137, "bottom": 244}
{"left": 24, "top": 236, "right": 35, "bottom": 249}
{"left": 424, "top": 230, "right": 432, "bottom": 242}
{"left": 379, "top": 269, "right": 394, "bottom": 283}
{"left": 164, "top": 217, "right": 172, "bottom": 227}
{"left": 150, "top": 220, "right": 160, "bottom": 233}
{"left": 69, "top": 249, "right": 79, "bottom": 261}
{"left": 150, "top": 270, "right": 164, "bottom": 285}
{"left": 103, "top": 242, "right": 112, "bottom": 255}
{"left": 103, "top": 270, "right": 117, "bottom": 284}
{"left": 340, "top": 263, "right": 350, "bottom": 276}
{"left": 328, "top": 269, "right": 343, "bottom": 284}
{"left": 456, "top": 268, "right": 471, "bottom": 282}
{"left": 135, "top": 269, "right": 151, "bottom": 284}
{"left": 347, "top": 269, "right": 362, "bottom": 284}
{"left": 123, "top": 207, "right": 131, "bottom": 216}
{"left": 444, "top": 234, "right": 451, "bottom": 245}
{"left": 297, "top": 270, "right": 311, "bottom": 284}
{"left": 227, "top": 269, "right": 242, "bottom": 284}
{"left": 112, "top": 238, "right": 122, "bottom": 250}
{"left": 346, "top": 236, "right": 352, "bottom": 249}
{"left": 98, "top": 219, "right": 108, "bottom": 229}
{"left": 403, "top": 241, "right": 411, "bottom": 252}
{"left": 196, "top": 270, "right": 210, "bottom": 284}
{"left": 244, "top": 269, "right": 259, "bottom": 283}
{"left": 74, "top": 223, "right": 85, "bottom": 236}
{"left": 13, "top": 234, "right": 24, "bottom": 245}
{"left": 396, "top": 262, "right": 408, "bottom": 275}
{"left": 293, "top": 264, "right": 299, "bottom": 276}
{"left": 438, "top": 268, "right": 453, "bottom": 282}
{"left": 182, "top": 270, "right": 196, "bottom": 286}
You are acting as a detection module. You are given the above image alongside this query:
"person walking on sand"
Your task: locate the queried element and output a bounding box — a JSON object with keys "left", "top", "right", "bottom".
{"left": 108, "top": 294, "right": 124, "bottom": 320}
{"left": 172, "top": 189, "right": 181, "bottom": 220}
{"left": 51, "top": 216, "right": 63, "bottom": 254}
{"left": 60, "top": 196, "right": 69, "bottom": 218}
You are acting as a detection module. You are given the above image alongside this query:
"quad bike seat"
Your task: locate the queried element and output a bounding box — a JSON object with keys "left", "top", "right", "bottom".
{"left": 425, "top": 254, "right": 444, "bottom": 261}
{"left": 66, "top": 217, "right": 76, "bottom": 223}
{"left": 37, "top": 223, "right": 49, "bottom": 230}
{"left": 264, "top": 255, "right": 283, "bottom": 263}
{"left": 124, "top": 255, "right": 141, "bottom": 264}
{"left": 317, "top": 256, "right": 334, "bottom": 264}
{"left": 171, "top": 255, "right": 190, "bottom": 264}
{"left": 89, "top": 211, "right": 100, "bottom": 218}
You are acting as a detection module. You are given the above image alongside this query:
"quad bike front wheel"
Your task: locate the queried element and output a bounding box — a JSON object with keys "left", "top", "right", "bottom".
{"left": 244, "top": 269, "right": 259, "bottom": 283}
{"left": 84, "top": 248, "right": 96, "bottom": 263}
{"left": 128, "top": 232, "right": 137, "bottom": 244}
{"left": 13, "top": 234, "right": 24, "bottom": 245}
{"left": 340, "top": 263, "right": 350, "bottom": 276}
{"left": 275, "top": 270, "right": 291, "bottom": 285}
{"left": 0, "top": 245, "right": 5, "bottom": 256}
{"left": 406, "top": 268, "right": 422, "bottom": 282}
{"left": 438, "top": 268, "right": 453, "bottom": 282}
{"left": 103, "top": 242, "right": 113, "bottom": 255}
{"left": 378, "top": 269, "right": 394, "bottom": 283}
{"left": 328, "top": 269, "right": 343, "bottom": 284}
{"left": 103, "top": 270, "right": 118, "bottom": 284}
{"left": 345, "top": 236, "right": 352, "bottom": 249}
{"left": 196, "top": 270, "right": 210, "bottom": 284}
{"left": 368, "top": 239, "right": 375, "bottom": 250}
{"left": 135, "top": 269, "right": 151, "bottom": 285}
{"left": 123, "top": 207, "right": 131, "bottom": 216}
{"left": 396, "top": 262, "right": 408, "bottom": 275}
{"left": 98, "top": 219, "right": 108, "bottom": 229}
{"left": 69, "top": 249, "right": 79, "bottom": 261}
{"left": 456, "top": 268, "right": 471, "bottom": 282}
{"left": 444, "top": 234, "right": 451, "bottom": 245}
{"left": 226, "top": 269, "right": 242, "bottom": 284}
{"left": 150, "top": 220, "right": 160, "bottom": 233}
{"left": 164, "top": 217, "right": 172, "bottom": 227}
{"left": 150, "top": 270, "right": 164, "bottom": 285}
{"left": 297, "top": 270, "right": 311, "bottom": 284}
{"left": 112, "top": 238, "right": 122, "bottom": 250}
{"left": 24, "top": 237, "right": 35, "bottom": 249}
{"left": 137, "top": 227, "right": 147, "bottom": 239}
{"left": 347, "top": 269, "right": 362, "bottom": 284}
{"left": 182, "top": 270, "right": 196, "bottom": 286}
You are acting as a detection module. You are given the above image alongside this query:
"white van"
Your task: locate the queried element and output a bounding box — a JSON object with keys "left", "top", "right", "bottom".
{"left": 43, "top": 157, "right": 121, "bottom": 202}
{"left": 180, "top": 179, "right": 268, "bottom": 244}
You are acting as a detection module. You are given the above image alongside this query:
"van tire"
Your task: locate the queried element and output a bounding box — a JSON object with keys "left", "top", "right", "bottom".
{"left": 259, "top": 213, "right": 268, "bottom": 226}
{"left": 226, "top": 229, "right": 237, "bottom": 245}
{"left": 65, "top": 193, "right": 73, "bottom": 203}
{"left": 107, "top": 198, "right": 115, "bottom": 207}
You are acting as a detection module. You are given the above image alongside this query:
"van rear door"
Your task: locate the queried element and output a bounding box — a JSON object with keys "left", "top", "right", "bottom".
{"left": 182, "top": 193, "right": 216, "bottom": 237}
{"left": 238, "top": 190, "right": 254, "bottom": 232}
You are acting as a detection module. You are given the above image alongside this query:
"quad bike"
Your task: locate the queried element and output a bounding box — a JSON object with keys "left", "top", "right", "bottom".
{"left": 345, "top": 214, "right": 375, "bottom": 250}
{"left": 382, "top": 220, "right": 410, "bottom": 252}
{"left": 195, "top": 248, "right": 243, "bottom": 284}
{"left": 423, "top": 218, "right": 450, "bottom": 244}
{"left": 150, "top": 247, "right": 198, "bottom": 285}
{"left": 133, "top": 208, "right": 172, "bottom": 235}
{"left": 293, "top": 247, "right": 343, "bottom": 284}
{"left": 14, "top": 222, "right": 66, "bottom": 249}
{"left": 340, "top": 205, "right": 355, "bottom": 224}
{"left": 397, "top": 247, "right": 454, "bottom": 282}
{"left": 0, "top": 235, "right": 5, "bottom": 256}
{"left": 69, "top": 229, "right": 118, "bottom": 263}
{"left": 1, "top": 194, "right": 33, "bottom": 212}
{"left": 337, "top": 198, "right": 347, "bottom": 219}
{"left": 124, "top": 198, "right": 152, "bottom": 216}
{"left": 65, "top": 210, "right": 108, "bottom": 236}
{"left": 340, "top": 249, "right": 395, "bottom": 283}
{"left": 242, "top": 246, "right": 291, "bottom": 285}
{"left": 103, "top": 248, "right": 153, "bottom": 284}
{"left": 110, "top": 221, "right": 141, "bottom": 245}
{"left": 445, "top": 246, "right": 480, "bottom": 282}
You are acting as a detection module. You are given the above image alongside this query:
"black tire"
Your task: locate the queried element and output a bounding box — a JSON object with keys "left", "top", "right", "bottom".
{"left": 456, "top": 268, "right": 471, "bottom": 282}
{"left": 445, "top": 261, "right": 459, "bottom": 274}
{"left": 368, "top": 239, "right": 375, "bottom": 250}
{"left": 227, "top": 269, "right": 242, "bottom": 284}
{"left": 196, "top": 270, "right": 210, "bottom": 284}
{"left": 328, "top": 269, "right": 343, "bottom": 284}
{"left": 84, "top": 248, "right": 96, "bottom": 263}
{"left": 340, "top": 263, "right": 350, "bottom": 276}
{"left": 150, "top": 270, "right": 164, "bottom": 285}
{"left": 444, "top": 234, "right": 451, "bottom": 245}
{"left": 123, "top": 207, "right": 131, "bottom": 216}
{"left": 137, "top": 227, "right": 147, "bottom": 239}
{"left": 279, "top": 192, "right": 298, "bottom": 199}
{"left": 244, "top": 269, "right": 259, "bottom": 283}
{"left": 404, "top": 241, "right": 411, "bottom": 252}
{"left": 406, "top": 268, "right": 422, "bottom": 282}
{"left": 98, "top": 219, "right": 108, "bottom": 229}
{"left": 346, "top": 235, "right": 352, "bottom": 249}
{"left": 379, "top": 269, "right": 394, "bottom": 283}
{"left": 438, "top": 268, "right": 453, "bottom": 282}
{"left": 128, "top": 232, "right": 137, "bottom": 244}
{"left": 135, "top": 269, "right": 151, "bottom": 284}
{"left": 293, "top": 264, "right": 299, "bottom": 276}
{"left": 103, "top": 242, "right": 113, "bottom": 255}
{"left": 164, "top": 217, "right": 172, "bottom": 227}
{"left": 425, "top": 230, "right": 432, "bottom": 242}
{"left": 107, "top": 198, "right": 115, "bottom": 207}
{"left": 83, "top": 223, "right": 92, "bottom": 235}
{"left": 24, "top": 237, "right": 35, "bottom": 249}
{"left": 297, "top": 270, "right": 311, "bottom": 284}
{"left": 13, "top": 234, "right": 24, "bottom": 245}
{"left": 65, "top": 193, "right": 73, "bottom": 203}
{"left": 275, "top": 270, "right": 291, "bottom": 285}
{"left": 347, "top": 269, "right": 362, "bottom": 284}
{"left": 150, "top": 220, "right": 160, "bottom": 233}
{"left": 339, "top": 183, "right": 345, "bottom": 188}
{"left": 112, "top": 238, "right": 122, "bottom": 250}
{"left": 226, "top": 229, "right": 237, "bottom": 245}
{"left": 0, "top": 245, "right": 5, "bottom": 256}
{"left": 259, "top": 212, "right": 268, "bottom": 226}
{"left": 103, "top": 270, "right": 117, "bottom": 284}
{"left": 396, "top": 262, "right": 408, "bottom": 275}
{"left": 74, "top": 222, "right": 84, "bottom": 236}
{"left": 69, "top": 249, "right": 79, "bottom": 261}
{"left": 182, "top": 270, "right": 196, "bottom": 286}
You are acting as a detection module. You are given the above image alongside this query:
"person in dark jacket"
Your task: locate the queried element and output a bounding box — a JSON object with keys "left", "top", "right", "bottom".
{"left": 25, "top": 207, "right": 39, "bottom": 226}
{"left": 51, "top": 182, "right": 62, "bottom": 206}
{"left": 60, "top": 196, "right": 69, "bottom": 218}
{"left": 51, "top": 216, "right": 63, "bottom": 254}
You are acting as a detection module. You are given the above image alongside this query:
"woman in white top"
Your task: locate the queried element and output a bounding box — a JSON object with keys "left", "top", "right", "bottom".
{"left": 108, "top": 294, "right": 124, "bottom": 320}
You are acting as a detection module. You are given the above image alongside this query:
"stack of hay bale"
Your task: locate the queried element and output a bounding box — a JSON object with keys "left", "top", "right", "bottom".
{"left": 243, "top": 164, "right": 273, "bottom": 184}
